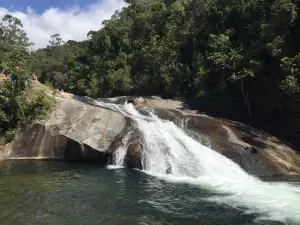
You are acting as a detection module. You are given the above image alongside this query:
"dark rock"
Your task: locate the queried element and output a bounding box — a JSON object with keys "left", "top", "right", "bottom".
{"left": 124, "top": 128, "right": 143, "bottom": 169}
{"left": 6, "top": 123, "right": 109, "bottom": 164}
{"left": 124, "top": 141, "right": 143, "bottom": 169}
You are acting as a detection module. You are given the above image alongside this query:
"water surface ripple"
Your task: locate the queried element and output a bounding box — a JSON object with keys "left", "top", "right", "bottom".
{"left": 0, "top": 161, "right": 299, "bottom": 225}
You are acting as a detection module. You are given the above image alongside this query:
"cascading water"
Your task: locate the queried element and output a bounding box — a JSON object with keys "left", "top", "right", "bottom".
{"left": 94, "top": 99, "right": 300, "bottom": 224}
{"left": 107, "top": 131, "right": 132, "bottom": 169}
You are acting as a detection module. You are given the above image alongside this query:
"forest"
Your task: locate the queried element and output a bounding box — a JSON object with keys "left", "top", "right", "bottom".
{"left": 2, "top": 0, "right": 300, "bottom": 146}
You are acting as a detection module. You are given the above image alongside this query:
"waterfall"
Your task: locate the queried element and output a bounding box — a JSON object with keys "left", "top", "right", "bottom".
{"left": 94, "top": 100, "right": 300, "bottom": 223}
{"left": 107, "top": 131, "right": 132, "bottom": 169}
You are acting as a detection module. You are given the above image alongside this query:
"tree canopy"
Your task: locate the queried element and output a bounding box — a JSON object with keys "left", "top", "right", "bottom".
{"left": 4, "top": 0, "right": 300, "bottom": 146}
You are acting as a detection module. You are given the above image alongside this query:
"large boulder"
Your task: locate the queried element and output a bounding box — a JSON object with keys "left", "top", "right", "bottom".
{"left": 1, "top": 93, "right": 128, "bottom": 164}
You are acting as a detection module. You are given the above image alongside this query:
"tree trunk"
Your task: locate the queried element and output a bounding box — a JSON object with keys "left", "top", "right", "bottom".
{"left": 241, "top": 79, "right": 252, "bottom": 116}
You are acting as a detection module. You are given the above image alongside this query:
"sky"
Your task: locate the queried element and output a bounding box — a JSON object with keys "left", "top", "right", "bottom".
{"left": 0, "top": 0, "right": 126, "bottom": 49}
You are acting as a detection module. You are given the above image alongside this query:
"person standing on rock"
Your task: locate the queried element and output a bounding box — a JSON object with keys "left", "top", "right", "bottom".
{"left": 32, "top": 72, "right": 37, "bottom": 81}
{"left": 62, "top": 72, "right": 68, "bottom": 90}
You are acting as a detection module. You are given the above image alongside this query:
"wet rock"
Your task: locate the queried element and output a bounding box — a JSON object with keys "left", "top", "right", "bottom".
{"left": 124, "top": 128, "right": 143, "bottom": 169}
{"left": 124, "top": 141, "right": 143, "bottom": 169}
{"left": 139, "top": 100, "right": 300, "bottom": 177}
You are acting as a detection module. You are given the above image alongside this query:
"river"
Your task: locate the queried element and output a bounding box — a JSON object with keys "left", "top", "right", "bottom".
{"left": 1, "top": 101, "right": 300, "bottom": 225}
{"left": 0, "top": 160, "right": 299, "bottom": 225}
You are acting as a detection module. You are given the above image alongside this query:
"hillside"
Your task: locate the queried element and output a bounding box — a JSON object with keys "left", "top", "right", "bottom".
{"left": 26, "top": 0, "right": 300, "bottom": 148}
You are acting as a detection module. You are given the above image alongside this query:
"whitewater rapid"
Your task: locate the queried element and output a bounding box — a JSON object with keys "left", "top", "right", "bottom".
{"left": 96, "top": 100, "right": 300, "bottom": 224}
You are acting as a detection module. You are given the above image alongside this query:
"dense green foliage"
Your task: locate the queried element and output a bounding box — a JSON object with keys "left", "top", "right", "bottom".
{"left": 30, "top": 0, "right": 300, "bottom": 146}
{"left": 0, "top": 15, "right": 53, "bottom": 142}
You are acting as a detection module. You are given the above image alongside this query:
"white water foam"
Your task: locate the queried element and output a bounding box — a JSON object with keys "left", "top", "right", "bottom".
{"left": 106, "top": 165, "right": 124, "bottom": 170}
{"left": 95, "top": 100, "right": 300, "bottom": 223}
{"left": 107, "top": 130, "right": 132, "bottom": 170}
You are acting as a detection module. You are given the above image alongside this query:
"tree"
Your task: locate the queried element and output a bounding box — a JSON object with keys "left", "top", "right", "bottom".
{"left": 48, "top": 33, "right": 64, "bottom": 47}
{"left": 0, "top": 14, "right": 32, "bottom": 71}
{"left": 0, "top": 14, "right": 53, "bottom": 142}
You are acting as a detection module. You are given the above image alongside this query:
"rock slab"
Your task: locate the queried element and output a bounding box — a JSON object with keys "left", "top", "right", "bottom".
{"left": 1, "top": 93, "right": 127, "bottom": 163}
{"left": 2, "top": 93, "right": 300, "bottom": 178}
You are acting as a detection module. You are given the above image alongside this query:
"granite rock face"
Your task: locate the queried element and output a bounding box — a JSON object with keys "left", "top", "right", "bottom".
{"left": 1, "top": 94, "right": 127, "bottom": 164}
{"left": 135, "top": 97, "right": 300, "bottom": 177}
{"left": 2, "top": 92, "right": 300, "bottom": 178}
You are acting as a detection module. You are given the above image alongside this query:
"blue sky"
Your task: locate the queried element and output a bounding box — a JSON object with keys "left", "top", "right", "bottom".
{"left": 1, "top": 0, "right": 99, "bottom": 13}
{"left": 0, "top": 0, "right": 125, "bottom": 48}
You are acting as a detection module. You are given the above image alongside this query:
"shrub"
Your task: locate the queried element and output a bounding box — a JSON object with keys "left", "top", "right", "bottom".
{"left": 0, "top": 71, "right": 54, "bottom": 142}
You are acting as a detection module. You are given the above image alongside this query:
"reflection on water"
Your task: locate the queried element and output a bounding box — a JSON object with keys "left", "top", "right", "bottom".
{"left": 0, "top": 160, "right": 298, "bottom": 225}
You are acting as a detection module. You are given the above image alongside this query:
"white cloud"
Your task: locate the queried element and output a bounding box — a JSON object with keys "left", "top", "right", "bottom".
{"left": 0, "top": 0, "right": 126, "bottom": 49}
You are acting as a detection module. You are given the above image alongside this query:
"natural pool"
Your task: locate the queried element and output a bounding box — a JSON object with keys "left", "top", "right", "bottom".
{"left": 0, "top": 160, "right": 299, "bottom": 225}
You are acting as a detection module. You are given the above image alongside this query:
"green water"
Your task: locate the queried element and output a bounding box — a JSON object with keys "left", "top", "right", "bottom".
{"left": 0, "top": 160, "right": 298, "bottom": 225}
